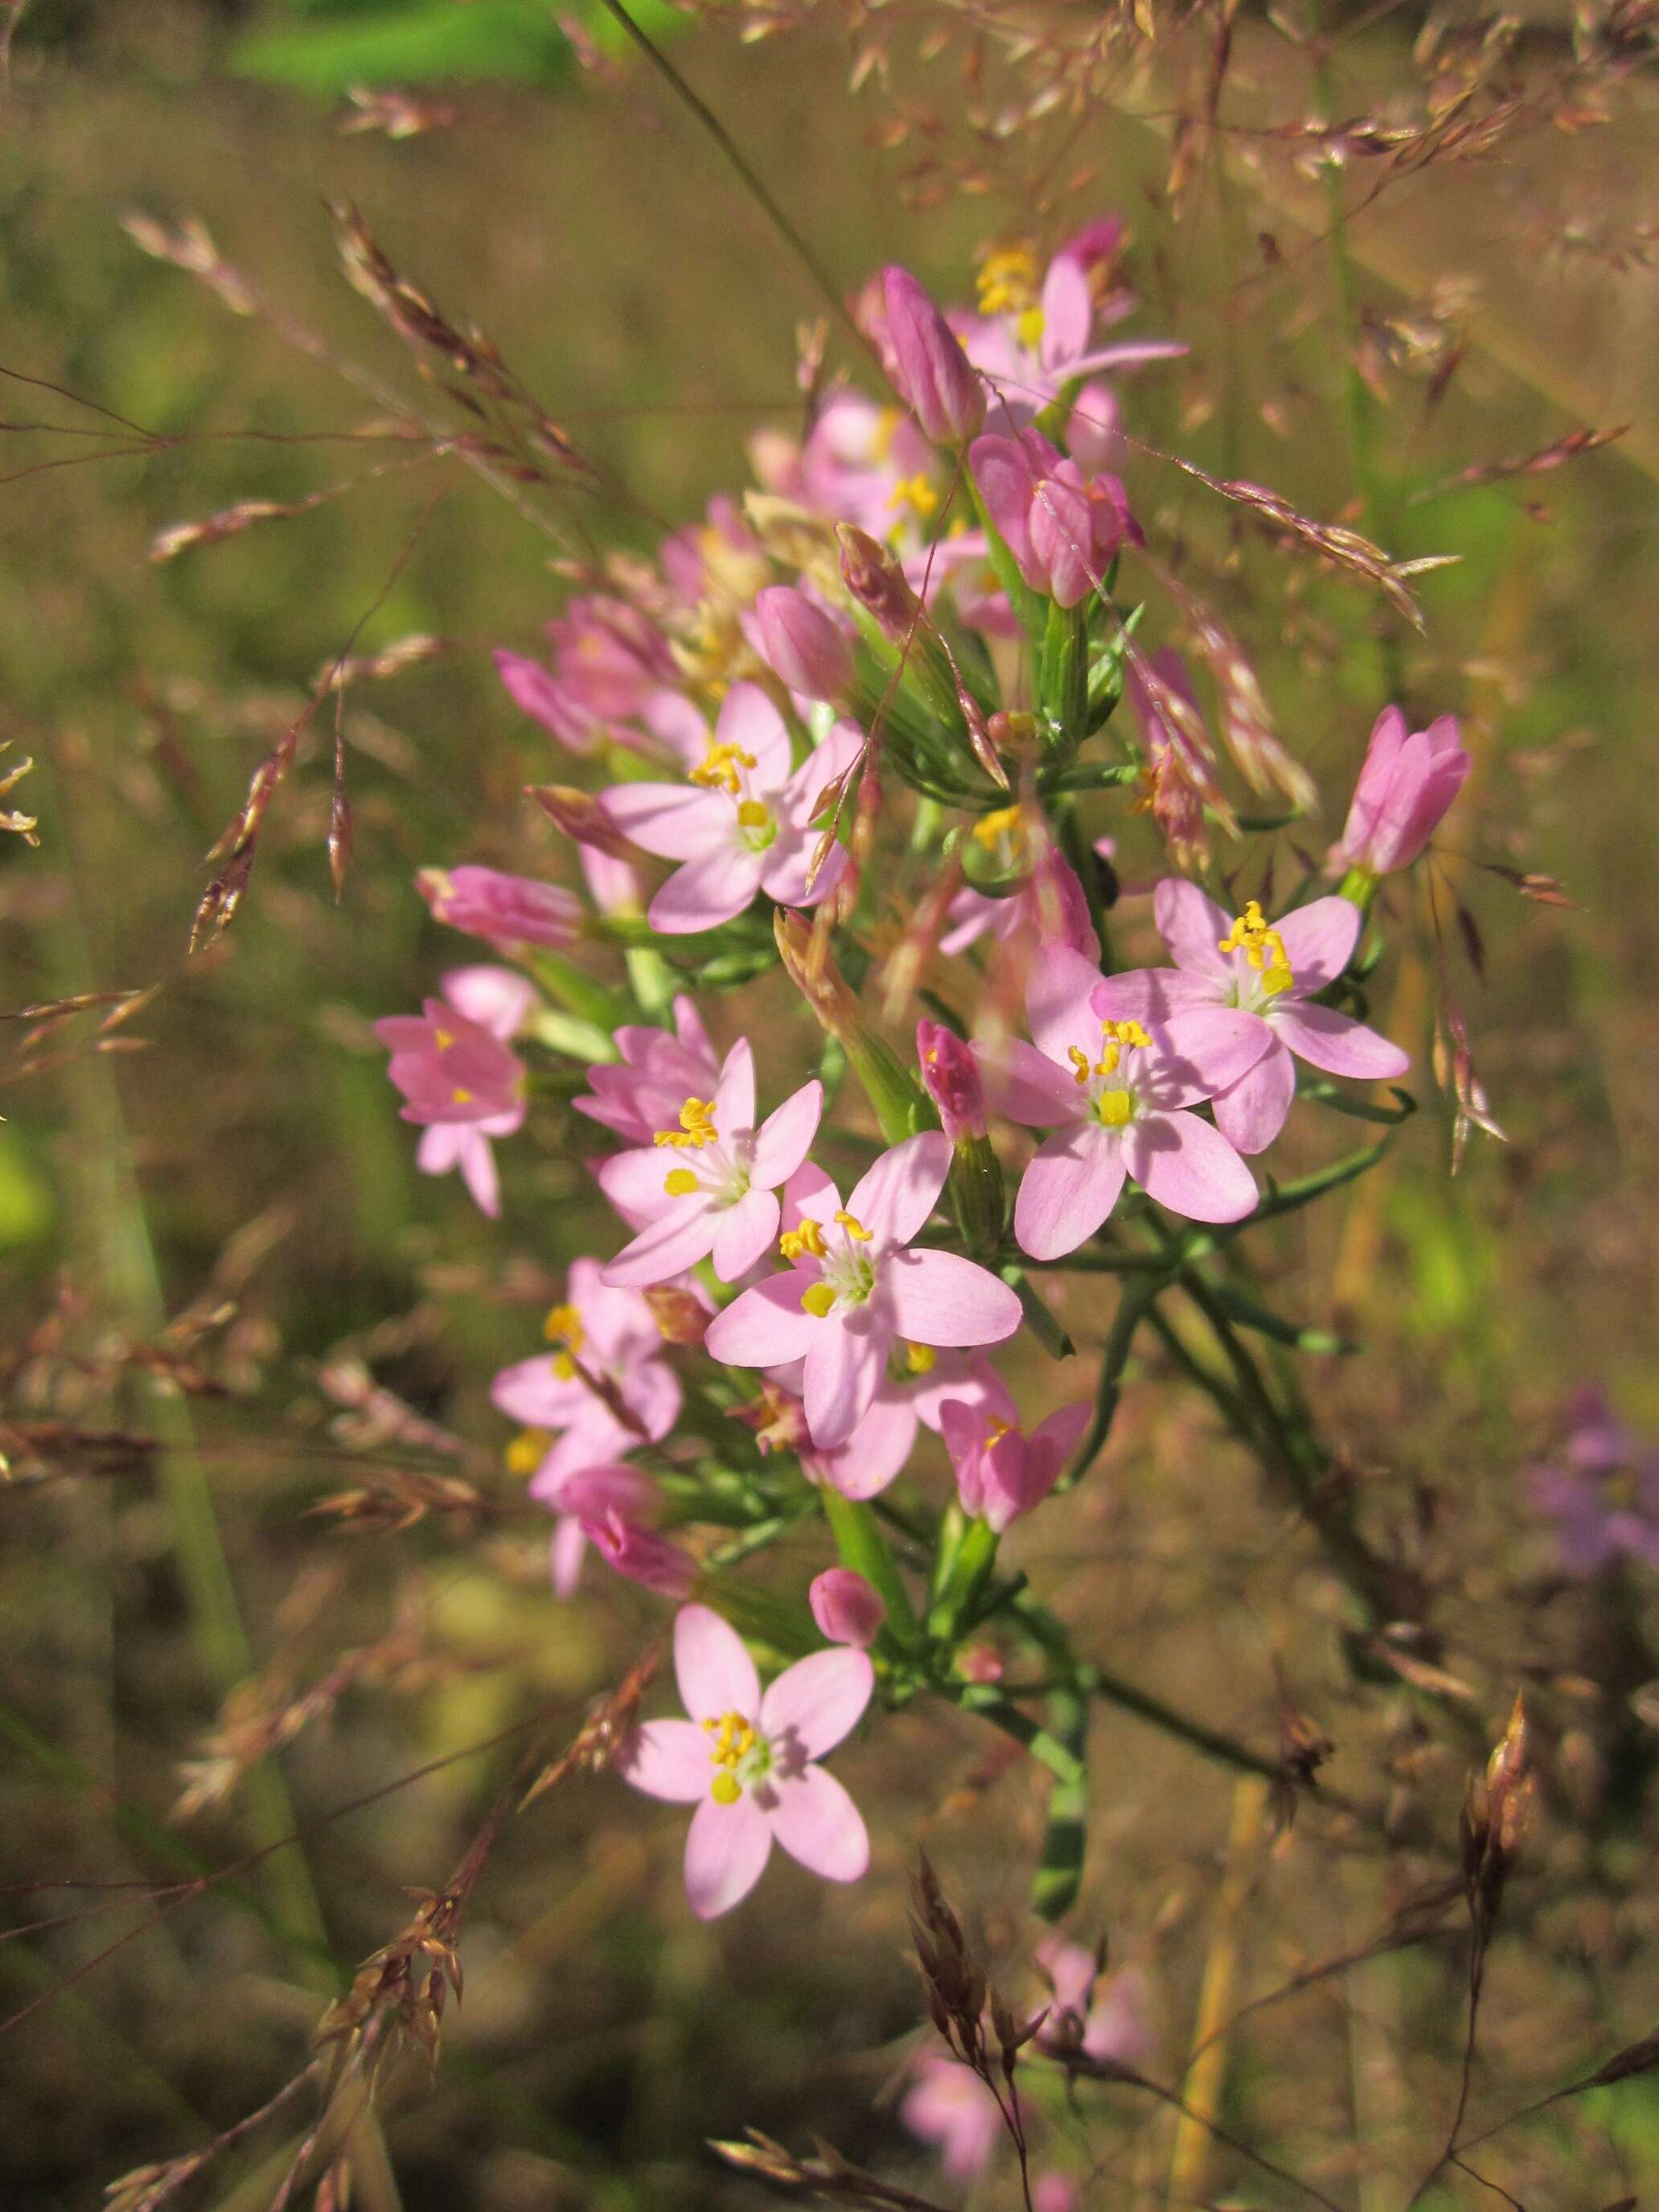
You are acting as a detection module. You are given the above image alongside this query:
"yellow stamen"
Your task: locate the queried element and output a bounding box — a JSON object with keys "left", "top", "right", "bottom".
{"left": 779, "top": 1217, "right": 829, "bottom": 1261}
{"left": 544, "top": 1302, "right": 585, "bottom": 1351}
{"left": 888, "top": 471, "right": 940, "bottom": 522}
{"left": 871, "top": 406, "right": 901, "bottom": 463}
{"left": 984, "top": 1416, "right": 1012, "bottom": 1445}
{"left": 976, "top": 243, "right": 1041, "bottom": 318}
{"left": 689, "top": 740, "right": 758, "bottom": 796}
{"left": 834, "top": 1210, "right": 873, "bottom": 1242}
{"left": 663, "top": 1167, "right": 699, "bottom": 1197}
{"left": 1097, "top": 1089, "right": 1133, "bottom": 1127}
{"left": 710, "top": 1771, "right": 741, "bottom": 1805}
{"left": 801, "top": 1281, "right": 836, "bottom": 1318}
{"left": 1218, "top": 900, "right": 1295, "bottom": 993}
{"left": 703, "top": 1711, "right": 758, "bottom": 1768}
{"left": 433, "top": 1026, "right": 454, "bottom": 1049}
{"left": 1014, "top": 304, "right": 1046, "bottom": 351}
{"left": 450, "top": 1087, "right": 473, "bottom": 1105}
{"left": 904, "top": 1342, "right": 937, "bottom": 1375}
{"left": 1068, "top": 1045, "right": 1092, "bottom": 1087}
{"left": 1100, "top": 1018, "right": 1152, "bottom": 1050}
{"left": 971, "top": 804, "right": 1025, "bottom": 853}
{"left": 736, "top": 798, "right": 770, "bottom": 830}
{"left": 504, "top": 1427, "right": 550, "bottom": 1478}
{"left": 653, "top": 1096, "right": 718, "bottom": 1149}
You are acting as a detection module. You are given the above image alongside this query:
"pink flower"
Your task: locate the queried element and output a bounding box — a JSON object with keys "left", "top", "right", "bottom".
{"left": 541, "top": 1462, "right": 665, "bottom": 1598}
{"left": 901, "top": 2056, "right": 1001, "bottom": 2180}
{"left": 618, "top": 1603, "right": 873, "bottom": 1918}
{"left": 374, "top": 965, "right": 533, "bottom": 1218}
{"left": 1331, "top": 705, "right": 1469, "bottom": 878}
{"left": 970, "top": 430, "right": 1133, "bottom": 610}
{"left": 963, "top": 230, "right": 1184, "bottom": 424}
{"left": 601, "top": 684, "right": 860, "bottom": 935}
{"left": 583, "top": 1501, "right": 696, "bottom": 1600}
{"left": 577, "top": 845, "right": 643, "bottom": 918}
{"left": 1035, "top": 1939, "right": 1153, "bottom": 2067}
{"left": 754, "top": 586, "right": 855, "bottom": 704}
{"left": 1091, "top": 882, "right": 1411, "bottom": 1154}
{"left": 573, "top": 995, "right": 721, "bottom": 1147}
{"left": 938, "top": 1396, "right": 1092, "bottom": 1532}
{"left": 596, "top": 1038, "right": 823, "bottom": 1287}
{"left": 495, "top": 593, "right": 677, "bottom": 754}
{"left": 809, "top": 1569, "right": 887, "bottom": 1647}
{"left": 941, "top": 817, "right": 1098, "bottom": 963}
{"left": 704, "top": 1133, "right": 1024, "bottom": 1449}
{"left": 417, "top": 864, "right": 582, "bottom": 952}
{"left": 917, "top": 1019, "right": 988, "bottom": 1143}
{"left": 1526, "top": 1387, "right": 1659, "bottom": 1577}
{"left": 881, "top": 265, "right": 986, "bottom": 446}
{"left": 976, "top": 946, "right": 1264, "bottom": 1260}
{"left": 751, "top": 392, "right": 937, "bottom": 545}
{"left": 492, "top": 1259, "right": 681, "bottom": 1494}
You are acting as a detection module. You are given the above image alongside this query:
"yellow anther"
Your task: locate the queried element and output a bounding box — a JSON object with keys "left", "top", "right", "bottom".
{"left": 450, "top": 1087, "right": 473, "bottom": 1106}
{"left": 1218, "top": 900, "right": 1294, "bottom": 990}
{"left": 801, "top": 1281, "right": 836, "bottom": 1318}
{"left": 663, "top": 1167, "right": 699, "bottom": 1197}
{"left": 544, "top": 1302, "right": 585, "bottom": 1351}
{"left": 504, "top": 1427, "right": 550, "bottom": 1478}
{"left": 976, "top": 243, "right": 1041, "bottom": 317}
{"left": 653, "top": 1096, "right": 718, "bottom": 1149}
{"left": 905, "top": 1342, "right": 937, "bottom": 1375}
{"left": 1100, "top": 1018, "right": 1152, "bottom": 1050}
{"left": 834, "top": 1210, "right": 873, "bottom": 1242}
{"left": 736, "top": 799, "right": 770, "bottom": 830}
{"left": 1014, "top": 304, "right": 1046, "bottom": 351}
{"left": 1068, "top": 1045, "right": 1092, "bottom": 1087}
{"left": 433, "top": 1027, "right": 454, "bottom": 1049}
{"left": 888, "top": 471, "right": 940, "bottom": 521}
{"left": 871, "top": 406, "right": 901, "bottom": 463}
{"left": 710, "top": 1770, "right": 741, "bottom": 1805}
{"left": 779, "top": 1217, "right": 828, "bottom": 1261}
{"left": 984, "top": 1416, "right": 1012, "bottom": 1445}
{"left": 971, "top": 804, "right": 1025, "bottom": 853}
{"left": 703, "top": 1710, "right": 758, "bottom": 1768}
{"left": 689, "top": 740, "right": 758, "bottom": 796}
{"left": 1097, "top": 1088, "right": 1133, "bottom": 1127}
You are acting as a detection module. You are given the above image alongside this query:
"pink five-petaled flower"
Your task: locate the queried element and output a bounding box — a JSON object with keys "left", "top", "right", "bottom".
{"left": 492, "top": 1260, "right": 681, "bottom": 1494}
{"left": 600, "top": 682, "right": 860, "bottom": 935}
{"left": 1331, "top": 705, "right": 1469, "bottom": 880}
{"left": 573, "top": 994, "right": 721, "bottom": 1148}
{"left": 596, "top": 1038, "right": 823, "bottom": 1288}
{"left": 976, "top": 946, "right": 1264, "bottom": 1261}
{"left": 619, "top": 1604, "right": 873, "bottom": 1919}
{"left": 938, "top": 1395, "right": 1093, "bottom": 1532}
{"left": 1091, "top": 882, "right": 1411, "bottom": 1154}
{"left": 901, "top": 2056, "right": 1002, "bottom": 2181}
{"left": 1526, "top": 1386, "right": 1659, "bottom": 1577}
{"left": 704, "top": 1133, "right": 1023, "bottom": 1450}
{"left": 373, "top": 965, "right": 533, "bottom": 1218}
{"left": 416, "top": 864, "right": 582, "bottom": 952}
{"left": 1034, "top": 1938, "right": 1153, "bottom": 2067}
{"left": 969, "top": 428, "right": 1133, "bottom": 610}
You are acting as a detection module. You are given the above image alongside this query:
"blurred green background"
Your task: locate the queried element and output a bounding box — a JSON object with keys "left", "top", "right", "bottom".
{"left": 2, "top": 3, "right": 1657, "bottom": 2208}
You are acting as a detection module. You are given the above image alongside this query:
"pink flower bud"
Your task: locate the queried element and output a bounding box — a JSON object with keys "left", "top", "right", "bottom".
{"left": 754, "top": 586, "right": 855, "bottom": 703}
{"left": 585, "top": 1508, "right": 696, "bottom": 1599}
{"left": 882, "top": 266, "right": 985, "bottom": 445}
{"left": 809, "top": 1567, "right": 887, "bottom": 1648}
{"left": 970, "top": 429, "right": 1132, "bottom": 610}
{"left": 1331, "top": 706, "right": 1470, "bottom": 878}
{"left": 417, "top": 864, "right": 582, "bottom": 952}
{"left": 528, "top": 783, "right": 638, "bottom": 860}
{"left": 917, "top": 1019, "right": 987, "bottom": 1144}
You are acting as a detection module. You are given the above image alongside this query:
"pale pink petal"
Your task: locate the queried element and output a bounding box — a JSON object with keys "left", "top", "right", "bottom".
{"left": 705, "top": 1273, "right": 821, "bottom": 1367}
{"left": 715, "top": 1038, "right": 756, "bottom": 1134}
{"left": 1210, "top": 1039, "right": 1296, "bottom": 1154}
{"left": 602, "top": 783, "right": 731, "bottom": 861}
{"left": 766, "top": 1765, "right": 870, "bottom": 1884}
{"left": 1153, "top": 878, "right": 1234, "bottom": 979}
{"left": 1275, "top": 896, "right": 1362, "bottom": 992}
{"left": 618, "top": 1718, "right": 711, "bottom": 1803}
{"left": 712, "top": 1188, "right": 780, "bottom": 1281}
{"left": 759, "top": 1647, "right": 874, "bottom": 1759}
{"left": 602, "top": 1202, "right": 719, "bottom": 1289}
{"left": 975, "top": 1037, "right": 1082, "bottom": 1128}
{"left": 444, "top": 964, "right": 537, "bottom": 1038}
{"left": 1066, "top": 337, "right": 1188, "bottom": 376}
{"left": 1123, "top": 1109, "right": 1257, "bottom": 1222}
{"left": 1025, "top": 944, "right": 1107, "bottom": 1066}
{"left": 1013, "top": 1126, "right": 1127, "bottom": 1260}
{"left": 684, "top": 1792, "right": 773, "bottom": 1918}
{"left": 491, "top": 1353, "right": 589, "bottom": 1428}
{"left": 673, "top": 993, "right": 716, "bottom": 1067}
{"left": 750, "top": 1080, "right": 824, "bottom": 1186}
{"left": 760, "top": 833, "right": 848, "bottom": 911}
{"left": 846, "top": 1131, "right": 951, "bottom": 1248}
{"left": 675, "top": 1602, "right": 761, "bottom": 1722}
{"left": 549, "top": 1514, "right": 588, "bottom": 1596}
{"left": 1038, "top": 253, "right": 1092, "bottom": 371}
{"left": 782, "top": 1161, "right": 839, "bottom": 1224}
{"left": 886, "top": 1249, "right": 1025, "bottom": 1346}
{"left": 816, "top": 1394, "right": 918, "bottom": 1499}
{"left": 803, "top": 1312, "right": 886, "bottom": 1449}
{"left": 1272, "top": 1005, "right": 1411, "bottom": 1079}
{"left": 596, "top": 1146, "right": 681, "bottom": 1223}
{"left": 1156, "top": 1007, "right": 1275, "bottom": 1105}
{"left": 1031, "top": 1398, "right": 1094, "bottom": 1466}
{"left": 1090, "top": 967, "right": 1219, "bottom": 1024}
{"left": 715, "top": 680, "right": 792, "bottom": 792}
{"left": 649, "top": 848, "right": 764, "bottom": 935}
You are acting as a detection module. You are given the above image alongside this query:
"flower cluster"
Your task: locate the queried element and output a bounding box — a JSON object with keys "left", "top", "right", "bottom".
{"left": 374, "top": 232, "right": 1472, "bottom": 1921}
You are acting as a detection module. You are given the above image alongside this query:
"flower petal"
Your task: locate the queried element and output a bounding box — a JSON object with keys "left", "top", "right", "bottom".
{"left": 712, "top": 1187, "right": 780, "bottom": 1282}
{"left": 846, "top": 1131, "right": 951, "bottom": 1248}
{"left": 1156, "top": 1007, "right": 1274, "bottom": 1106}
{"left": 759, "top": 1647, "right": 874, "bottom": 1759}
{"left": 1275, "top": 895, "right": 1361, "bottom": 993}
{"left": 1153, "top": 878, "right": 1234, "bottom": 979}
{"left": 803, "top": 1310, "right": 886, "bottom": 1449}
{"left": 684, "top": 1791, "right": 773, "bottom": 1918}
{"left": 601, "top": 1201, "right": 719, "bottom": 1289}
{"left": 1090, "top": 966, "right": 1219, "bottom": 1024}
{"left": 815, "top": 1392, "right": 919, "bottom": 1500}
{"left": 1013, "top": 1126, "right": 1127, "bottom": 1260}
{"left": 1025, "top": 944, "right": 1107, "bottom": 1067}
{"left": 602, "top": 783, "right": 730, "bottom": 861}
{"left": 1210, "top": 1039, "right": 1296, "bottom": 1154}
{"left": 1272, "top": 1004, "right": 1411, "bottom": 1079}
{"left": 1123, "top": 1109, "right": 1257, "bottom": 1223}
{"left": 974, "top": 1036, "right": 1082, "bottom": 1128}
{"left": 705, "top": 1272, "right": 822, "bottom": 1367}
{"left": 648, "top": 848, "right": 764, "bottom": 935}
{"left": 715, "top": 680, "right": 792, "bottom": 791}
{"left": 596, "top": 1145, "right": 680, "bottom": 1225}
{"left": 618, "top": 1718, "right": 712, "bottom": 1803}
{"left": 750, "top": 1080, "right": 824, "bottom": 1187}
{"left": 886, "top": 1248, "right": 1025, "bottom": 1346}
{"left": 766, "top": 1764, "right": 870, "bottom": 1884}
{"left": 715, "top": 1038, "right": 756, "bottom": 1135}
{"left": 674, "top": 1603, "right": 760, "bottom": 1723}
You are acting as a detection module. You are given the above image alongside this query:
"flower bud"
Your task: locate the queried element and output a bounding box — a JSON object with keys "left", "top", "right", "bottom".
{"left": 528, "top": 783, "right": 638, "bottom": 859}
{"left": 417, "top": 864, "right": 582, "bottom": 952}
{"left": 917, "top": 1021, "right": 986, "bottom": 1144}
{"left": 754, "top": 586, "right": 855, "bottom": 703}
{"left": 883, "top": 265, "right": 985, "bottom": 445}
{"left": 1331, "top": 705, "right": 1470, "bottom": 893}
{"left": 643, "top": 1285, "right": 709, "bottom": 1347}
{"left": 837, "top": 523, "right": 921, "bottom": 644}
{"left": 809, "top": 1567, "right": 886, "bottom": 1648}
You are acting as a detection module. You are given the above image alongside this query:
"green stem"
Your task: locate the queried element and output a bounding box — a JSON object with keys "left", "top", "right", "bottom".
{"left": 821, "top": 1488, "right": 918, "bottom": 1640}
{"left": 1057, "top": 1273, "right": 1162, "bottom": 1492}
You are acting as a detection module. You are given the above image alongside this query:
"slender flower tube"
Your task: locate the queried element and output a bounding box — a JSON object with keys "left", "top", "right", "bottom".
{"left": 975, "top": 946, "right": 1265, "bottom": 1260}
{"left": 618, "top": 1604, "right": 873, "bottom": 1918}
{"left": 918, "top": 1018, "right": 1004, "bottom": 1257}
{"left": 597, "top": 1039, "right": 823, "bottom": 1287}
{"left": 881, "top": 265, "right": 986, "bottom": 446}
{"left": 705, "top": 1133, "right": 1022, "bottom": 1449}
{"left": 1330, "top": 705, "right": 1469, "bottom": 889}
{"left": 417, "top": 864, "right": 584, "bottom": 952}
{"left": 1091, "top": 882, "right": 1409, "bottom": 1153}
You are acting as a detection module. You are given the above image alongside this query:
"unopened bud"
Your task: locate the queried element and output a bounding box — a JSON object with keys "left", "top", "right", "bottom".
{"left": 754, "top": 586, "right": 854, "bottom": 703}
{"left": 916, "top": 1020, "right": 986, "bottom": 1144}
{"left": 882, "top": 265, "right": 985, "bottom": 446}
{"left": 417, "top": 864, "right": 583, "bottom": 952}
{"left": 528, "top": 783, "right": 635, "bottom": 859}
{"left": 837, "top": 524, "right": 922, "bottom": 643}
{"left": 809, "top": 1567, "right": 886, "bottom": 1648}
{"left": 642, "top": 1285, "right": 708, "bottom": 1347}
